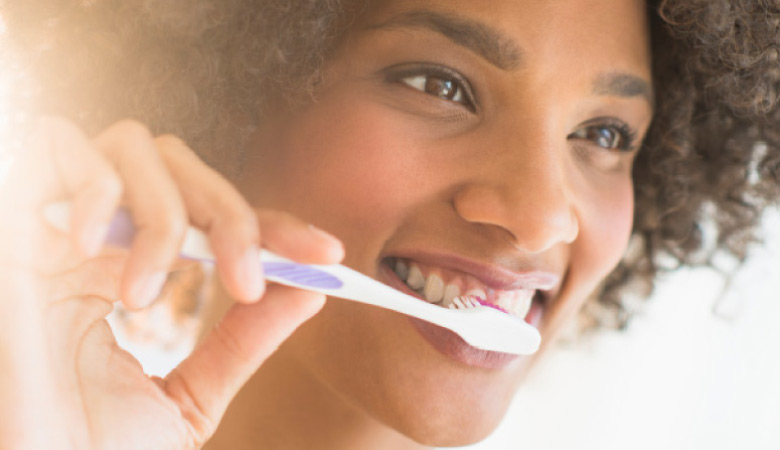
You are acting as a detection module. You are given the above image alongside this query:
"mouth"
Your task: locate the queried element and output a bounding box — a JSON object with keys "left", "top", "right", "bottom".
{"left": 382, "top": 256, "right": 551, "bottom": 327}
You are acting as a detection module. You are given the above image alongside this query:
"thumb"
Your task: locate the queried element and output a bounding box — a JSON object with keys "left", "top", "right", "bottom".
{"left": 160, "top": 283, "right": 325, "bottom": 443}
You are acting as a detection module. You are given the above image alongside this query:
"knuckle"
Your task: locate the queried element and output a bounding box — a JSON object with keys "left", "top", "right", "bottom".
{"left": 105, "top": 119, "right": 155, "bottom": 153}
{"left": 156, "top": 134, "right": 189, "bottom": 152}
{"left": 113, "top": 119, "right": 153, "bottom": 141}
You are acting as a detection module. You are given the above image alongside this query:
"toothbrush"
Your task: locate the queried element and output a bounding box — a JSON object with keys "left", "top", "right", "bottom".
{"left": 42, "top": 202, "right": 541, "bottom": 355}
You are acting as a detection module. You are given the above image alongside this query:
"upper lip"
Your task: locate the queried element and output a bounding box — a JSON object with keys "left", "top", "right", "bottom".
{"left": 384, "top": 250, "right": 561, "bottom": 293}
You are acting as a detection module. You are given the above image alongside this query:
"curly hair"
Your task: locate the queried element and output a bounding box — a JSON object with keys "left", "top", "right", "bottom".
{"left": 3, "top": 0, "right": 779, "bottom": 328}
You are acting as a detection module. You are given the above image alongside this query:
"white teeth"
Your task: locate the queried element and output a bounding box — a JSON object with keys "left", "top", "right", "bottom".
{"left": 441, "top": 284, "right": 461, "bottom": 307}
{"left": 423, "top": 273, "right": 444, "bottom": 303}
{"left": 406, "top": 265, "right": 425, "bottom": 290}
{"left": 495, "top": 289, "right": 535, "bottom": 318}
{"left": 398, "top": 260, "right": 541, "bottom": 319}
{"left": 394, "top": 260, "right": 409, "bottom": 280}
{"left": 512, "top": 290, "right": 534, "bottom": 318}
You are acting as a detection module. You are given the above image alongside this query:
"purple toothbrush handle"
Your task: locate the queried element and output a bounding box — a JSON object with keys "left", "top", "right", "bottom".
{"left": 104, "top": 208, "right": 343, "bottom": 290}
{"left": 262, "top": 262, "right": 343, "bottom": 289}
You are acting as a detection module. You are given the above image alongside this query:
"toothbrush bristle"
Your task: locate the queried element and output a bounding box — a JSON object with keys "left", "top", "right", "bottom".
{"left": 461, "top": 295, "right": 509, "bottom": 314}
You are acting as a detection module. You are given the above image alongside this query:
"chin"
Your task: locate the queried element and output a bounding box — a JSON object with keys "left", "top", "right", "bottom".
{"left": 393, "top": 408, "right": 508, "bottom": 448}
{"left": 289, "top": 298, "right": 530, "bottom": 448}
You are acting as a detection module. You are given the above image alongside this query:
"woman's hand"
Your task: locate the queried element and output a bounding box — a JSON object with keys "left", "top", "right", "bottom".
{"left": 0, "top": 117, "right": 343, "bottom": 449}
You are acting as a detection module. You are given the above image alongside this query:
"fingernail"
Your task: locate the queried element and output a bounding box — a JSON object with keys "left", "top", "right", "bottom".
{"left": 309, "top": 224, "right": 344, "bottom": 260}
{"left": 81, "top": 222, "right": 109, "bottom": 257}
{"left": 308, "top": 223, "right": 339, "bottom": 241}
{"left": 132, "top": 271, "right": 167, "bottom": 308}
{"left": 237, "top": 246, "right": 264, "bottom": 300}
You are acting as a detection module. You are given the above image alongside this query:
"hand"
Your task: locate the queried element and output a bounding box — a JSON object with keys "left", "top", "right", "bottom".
{"left": 0, "top": 117, "right": 343, "bottom": 449}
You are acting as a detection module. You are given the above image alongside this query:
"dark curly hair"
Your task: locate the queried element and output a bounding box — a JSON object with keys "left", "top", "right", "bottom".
{"left": 3, "top": 0, "right": 779, "bottom": 328}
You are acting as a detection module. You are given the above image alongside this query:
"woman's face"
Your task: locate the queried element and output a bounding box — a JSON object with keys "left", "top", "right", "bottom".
{"left": 239, "top": 0, "right": 652, "bottom": 445}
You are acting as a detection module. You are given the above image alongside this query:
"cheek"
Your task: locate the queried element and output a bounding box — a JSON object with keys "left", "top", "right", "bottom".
{"left": 570, "top": 178, "right": 634, "bottom": 302}
{"left": 265, "top": 99, "right": 432, "bottom": 244}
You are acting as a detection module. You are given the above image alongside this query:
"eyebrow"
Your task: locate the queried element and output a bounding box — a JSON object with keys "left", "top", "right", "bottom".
{"left": 593, "top": 72, "right": 654, "bottom": 107}
{"left": 368, "top": 10, "right": 523, "bottom": 71}
{"left": 369, "top": 9, "right": 653, "bottom": 108}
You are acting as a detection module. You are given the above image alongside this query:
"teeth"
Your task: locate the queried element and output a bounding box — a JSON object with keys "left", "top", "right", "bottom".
{"left": 406, "top": 264, "right": 425, "bottom": 290}
{"left": 396, "top": 260, "right": 541, "bottom": 319}
{"left": 394, "top": 260, "right": 409, "bottom": 280}
{"left": 423, "top": 273, "right": 444, "bottom": 303}
{"left": 496, "top": 290, "right": 534, "bottom": 318}
{"left": 513, "top": 290, "right": 534, "bottom": 318}
{"left": 441, "top": 284, "right": 461, "bottom": 307}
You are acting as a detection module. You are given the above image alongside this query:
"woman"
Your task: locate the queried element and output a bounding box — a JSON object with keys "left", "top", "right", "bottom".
{"left": 1, "top": 0, "right": 778, "bottom": 448}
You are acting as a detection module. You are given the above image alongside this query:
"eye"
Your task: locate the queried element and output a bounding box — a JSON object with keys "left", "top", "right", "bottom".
{"left": 568, "top": 119, "right": 638, "bottom": 152}
{"left": 401, "top": 74, "right": 467, "bottom": 104}
{"left": 386, "top": 63, "right": 476, "bottom": 111}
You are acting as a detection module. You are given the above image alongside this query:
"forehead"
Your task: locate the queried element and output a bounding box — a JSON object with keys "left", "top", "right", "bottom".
{"left": 355, "top": 0, "right": 651, "bottom": 80}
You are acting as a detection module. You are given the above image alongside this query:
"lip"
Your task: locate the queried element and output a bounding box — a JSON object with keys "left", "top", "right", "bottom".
{"left": 378, "top": 261, "right": 543, "bottom": 370}
{"left": 385, "top": 250, "right": 561, "bottom": 292}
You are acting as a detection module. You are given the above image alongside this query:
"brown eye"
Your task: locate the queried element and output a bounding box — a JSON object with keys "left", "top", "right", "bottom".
{"left": 568, "top": 120, "right": 638, "bottom": 152}
{"left": 400, "top": 74, "right": 468, "bottom": 106}
{"left": 578, "top": 126, "right": 623, "bottom": 149}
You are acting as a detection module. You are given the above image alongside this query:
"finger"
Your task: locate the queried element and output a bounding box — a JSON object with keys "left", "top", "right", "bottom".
{"left": 155, "top": 135, "right": 264, "bottom": 303}
{"left": 93, "top": 120, "right": 187, "bottom": 309}
{"left": 0, "top": 269, "right": 71, "bottom": 450}
{"left": 256, "top": 209, "right": 344, "bottom": 265}
{"left": 4, "top": 118, "right": 122, "bottom": 268}
{"left": 40, "top": 118, "right": 123, "bottom": 257}
{"left": 161, "top": 284, "right": 325, "bottom": 443}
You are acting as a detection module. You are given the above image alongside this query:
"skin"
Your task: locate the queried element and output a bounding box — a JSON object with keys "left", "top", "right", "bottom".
{"left": 208, "top": 0, "right": 653, "bottom": 448}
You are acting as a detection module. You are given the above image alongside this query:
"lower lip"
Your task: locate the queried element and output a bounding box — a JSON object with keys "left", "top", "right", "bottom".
{"left": 379, "top": 262, "right": 543, "bottom": 370}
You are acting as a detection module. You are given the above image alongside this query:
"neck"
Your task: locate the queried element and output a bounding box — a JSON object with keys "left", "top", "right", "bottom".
{"left": 205, "top": 348, "right": 427, "bottom": 450}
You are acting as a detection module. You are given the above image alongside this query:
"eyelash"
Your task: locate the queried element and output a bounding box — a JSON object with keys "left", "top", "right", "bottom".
{"left": 568, "top": 118, "right": 639, "bottom": 152}
{"left": 385, "top": 63, "right": 477, "bottom": 112}
{"left": 385, "top": 65, "right": 638, "bottom": 152}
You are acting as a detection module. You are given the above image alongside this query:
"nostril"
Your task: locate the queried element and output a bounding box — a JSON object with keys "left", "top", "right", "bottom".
{"left": 454, "top": 179, "right": 580, "bottom": 253}
{"left": 563, "top": 209, "right": 579, "bottom": 244}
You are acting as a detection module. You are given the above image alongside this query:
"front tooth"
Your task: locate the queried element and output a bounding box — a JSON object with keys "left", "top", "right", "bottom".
{"left": 441, "top": 284, "right": 460, "bottom": 307}
{"left": 406, "top": 265, "right": 425, "bottom": 290}
{"left": 423, "top": 273, "right": 444, "bottom": 303}
{"left": 394, "top": 260, "right": 409, "bottom": 280}
{"left": 512, "top": 290, "right": 534, "bottom": 318}
{"left": 496, "top": 291, "right": 516, "bottom": 313}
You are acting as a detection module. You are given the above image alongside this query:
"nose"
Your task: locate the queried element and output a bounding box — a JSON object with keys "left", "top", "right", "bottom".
{"left": 453, "top": 141, "right": 579, "bottom": 254}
